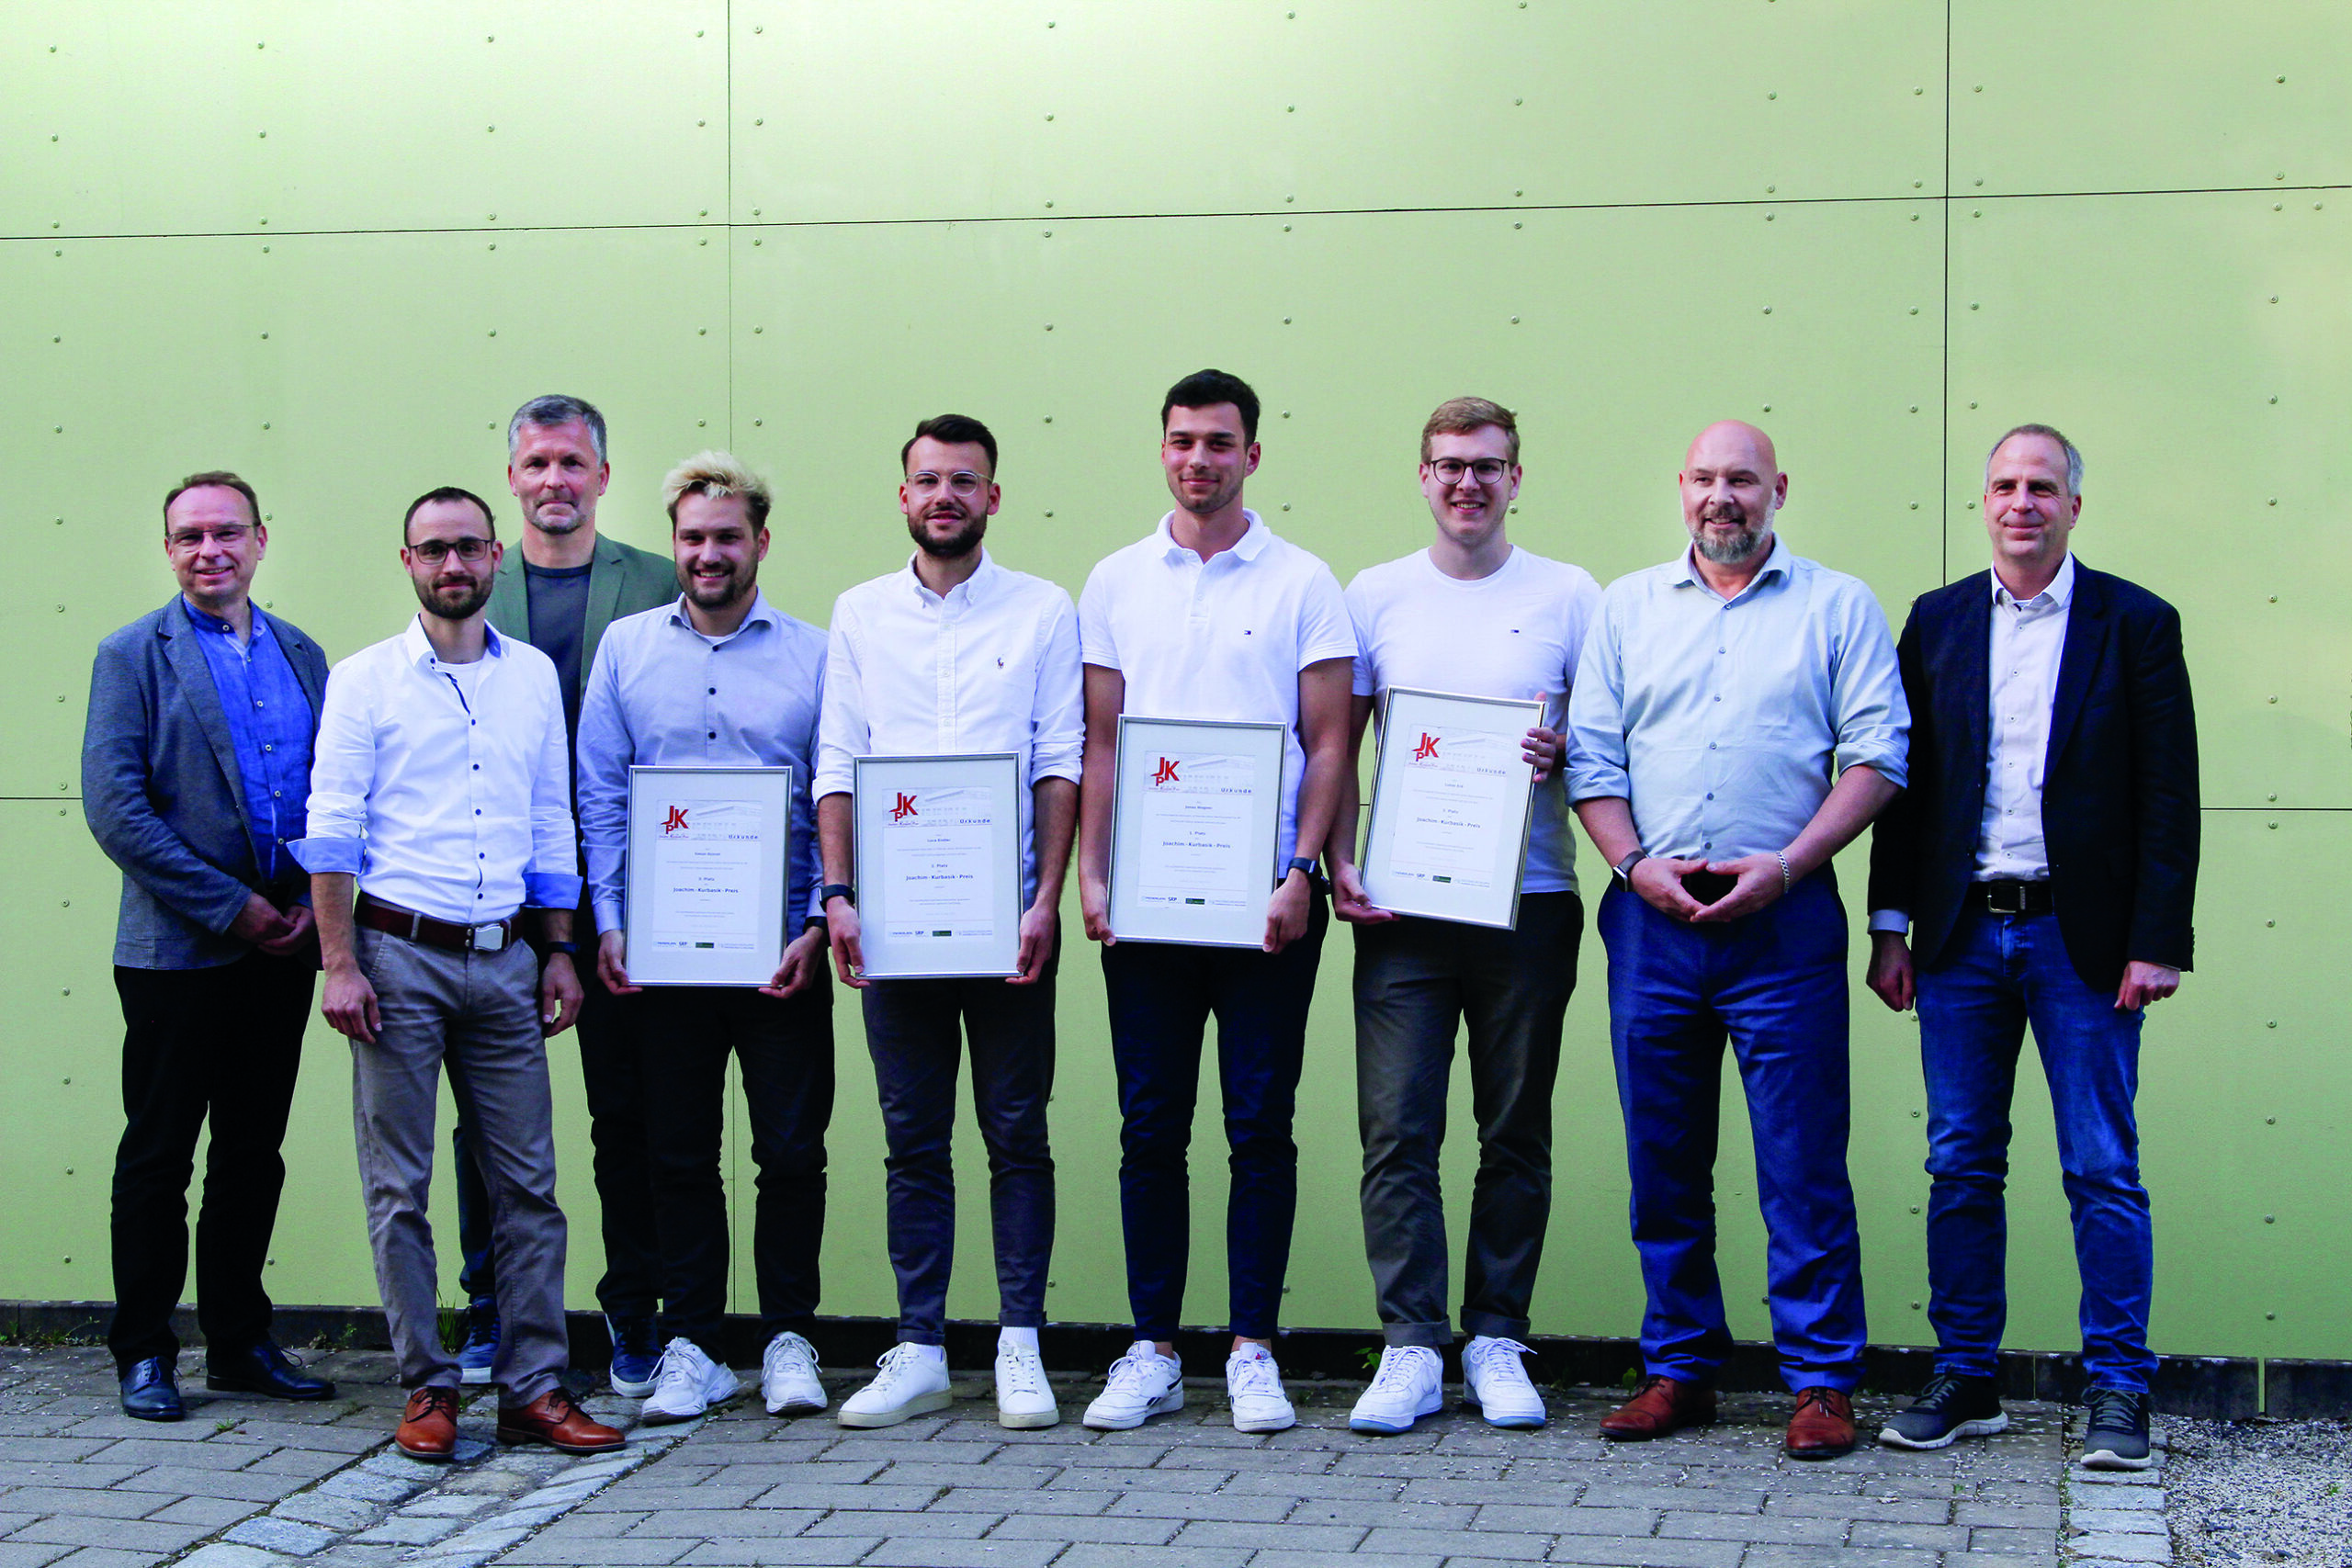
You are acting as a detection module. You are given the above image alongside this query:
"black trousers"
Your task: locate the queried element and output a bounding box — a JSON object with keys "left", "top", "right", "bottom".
{"left": 108, "top": 953, "right": 314, "bottom": 1371}
{"left": 637, "top": 983, "right": 834, "bottom": 1359}
{"left": 454, "top": 955, "right": 662, "bottom": 1316}
{"left": 860, "top": 953, "right": 1058, "bottom": 1344}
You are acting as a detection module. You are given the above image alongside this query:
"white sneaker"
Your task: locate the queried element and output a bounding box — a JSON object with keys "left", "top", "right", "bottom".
{"left": 1462, "top": 1336, "right": 1547, "bottom": 1429}
{"left": 1348, "top": 1345, "right": 1443, "bottom": 1434}
{"left": 638, "top": 1337, "right": 740, "bottom": 1425}
{"left": 1081, "top": 1341, "right": 1184, "bottom": 1430}
{"left": 994, "top": 1341, "right": 1060, "bottom": 1430}
{"left": 761, "top": 1330, "right": 826, "bottom": 1416}
{"left": 1226, "top": 1345, "right": 1296, "bottom": 1434}
{"left": 837, "top": 1343, "right": 953, "bottom": 1428}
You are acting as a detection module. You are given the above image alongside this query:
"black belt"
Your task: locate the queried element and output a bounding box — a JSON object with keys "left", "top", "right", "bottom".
{"left": 1970, "top": 880, "right": 2053, "bottom": 916}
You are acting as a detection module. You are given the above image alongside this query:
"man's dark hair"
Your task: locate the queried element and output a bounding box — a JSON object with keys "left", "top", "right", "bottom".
{"left": 402, "top": 486, "right": 498, "bottom": 544}
{"left": 901, "top": 414, "right": 999, "bottom": 474}
{"left": 1161, "top": 369, "right": 1261, "bottom": 444}
{"left": 163, "top": 470, "right": 260, "bottom": 529}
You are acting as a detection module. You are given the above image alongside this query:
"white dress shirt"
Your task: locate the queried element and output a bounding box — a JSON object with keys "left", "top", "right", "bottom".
{"left": 815, "top": 550, "right": 1083, "bottom": 906}
{"left": 1867, "top": 555, "right": 2075, "bottom": 935}
{"left": 1567, "top": 536, "right": 1909, "bottom": 861}
{"left": 1080, "top": 511, "right": 1357, "bottom": 871}
{"left": 1346, "top": 546, "right": 1602, "bottom": 895}
{"left": 576, "top": 592, "right": 828, "bottom": 938}
{"left": 294, "top": 617, "right": 581, "bottom": 925}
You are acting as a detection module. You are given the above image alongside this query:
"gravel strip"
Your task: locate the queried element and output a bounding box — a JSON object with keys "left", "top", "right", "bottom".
{"left": 2161, "top": 1416, "right": 2352, "bottom": 1566}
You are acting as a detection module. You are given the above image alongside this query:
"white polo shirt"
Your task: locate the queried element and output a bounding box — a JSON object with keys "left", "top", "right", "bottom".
{"left": 1079, "top": 511, "right": 1355, "bottom": 871}
{"left": 1346, "top": 545, "right": 1603, "bottom": 895}
{"left": 816, "top": 550, "right": 1085, "bottom": 906}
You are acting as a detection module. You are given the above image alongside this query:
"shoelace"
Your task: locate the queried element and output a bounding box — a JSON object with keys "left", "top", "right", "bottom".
{"left": 1792, "top": 1387, "right": 1848, "bottom": 1417}
{"left": 2086, "top": 1388, "right": 2143, "bottom": 1428}
{"left": 1466, "top": 1338, "right": 1534, "bottom": 1373}
{"left": 1367, "top": 1348, "right": 1435, "bottom": 1394}
{"left": 1229, "top": 1354, "right": 1284, "bottom": 1399}
{"left": 998, "top": 1346, "right": 1050, "bottom": 1397}
{"left": 652, "top": 1342, "right": 707, "bottom": 1393}
{"left": 1908, "top": 1371, "right": 1972, "bottom": 1410}
{"left": 1103, "top": 1352, "right": 1173, "bottom": 1396}
{"left": 867, "top": 1342, "right": 933, "bottom": 1394}
{"left": 410, "top": 1386, "right": 461, "bottom": 1418}
{"left": 766, "top": 1332, "right": 816, "bottom": 1373}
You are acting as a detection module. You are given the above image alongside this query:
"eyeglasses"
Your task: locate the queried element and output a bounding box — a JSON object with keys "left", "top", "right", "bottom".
{"left": 907, "top": 470, "right": 989, "bottom": 497}
{"left": 407, "top": 536, "right": 493, "bottom": 563}
{"left": 167, "top": 525, "right": 252, "bottom": 550}
{"left": 1428, "top": 458, "right": 1512, "bottom": 486}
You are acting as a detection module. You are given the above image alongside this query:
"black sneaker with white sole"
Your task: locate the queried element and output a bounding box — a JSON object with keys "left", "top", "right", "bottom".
{"left": 2081, "top": 1387, "right": 2154, "bottom": 1470}
{"left": 1877, "top": 1372, "right": 2008, "bottom": 1450}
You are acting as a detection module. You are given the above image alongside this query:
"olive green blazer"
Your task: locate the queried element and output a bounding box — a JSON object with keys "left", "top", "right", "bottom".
{"left": 483, "top": 532, "right": 677, "bottom": 707}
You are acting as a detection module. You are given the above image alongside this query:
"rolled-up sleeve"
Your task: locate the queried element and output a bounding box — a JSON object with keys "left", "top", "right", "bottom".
{"left": 522, "top": 663, "right": 582, "bottom": 910}
{"left": 575, "top": 640, "right": 632, "bottom": 933}
{"left": 1827, "top": 586, "right": 1911, "bottom": 789}
{"left": 1029, "top": 592, "right": 1085, "bottom": 784}
{"left": 289, "top": 660, "right": 373, "bottom": 876}
{"left": 812, "top": 599, "right": 865, "bottom": 800}
{"left": 1566, "top": 598, "right": 1632, "bottom": 804}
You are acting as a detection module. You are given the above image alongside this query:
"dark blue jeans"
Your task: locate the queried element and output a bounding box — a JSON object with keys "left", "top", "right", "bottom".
{"left": 1916, "top": 907, "right": 2154, "bottom": 1392}
{"left": 1600, "top": 878, "right": 1865, "bottom": 1393}
{"left": 1101, "top": 894, "right": 1329, "bottom": 1342}
{"left": 861, "top": 953, "right": 1058, "bottom": 1345}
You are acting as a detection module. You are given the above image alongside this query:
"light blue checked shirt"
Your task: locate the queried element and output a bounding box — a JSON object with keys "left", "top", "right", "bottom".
{"left": 1567, "top": 536, "right": 1909, "bottom": 862}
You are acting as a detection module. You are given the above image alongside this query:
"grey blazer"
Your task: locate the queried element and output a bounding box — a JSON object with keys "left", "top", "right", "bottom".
{"left": 83, "top": 596, "right": 331, "bottom": 970}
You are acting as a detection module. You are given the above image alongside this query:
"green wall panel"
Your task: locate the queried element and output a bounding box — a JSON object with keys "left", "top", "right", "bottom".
{"left": 3, "top": 3, "right": 727, "bottom": 239}
{"left": 1951, "top": 1, "right": 2352, "bottom": 196}
{"left": 1947, "top": 190, "right": 2352, "bottom": 809}
{"left": 732, "top": 0, "right": 1944, "bottom": 223}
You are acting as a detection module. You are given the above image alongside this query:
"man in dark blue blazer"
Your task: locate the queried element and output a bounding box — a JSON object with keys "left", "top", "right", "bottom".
{"left": 83, "top": 472, "right": 337, "bottom": 1419}
{"left": 1865, "top": 425, "right": 2198, "bottom": 1472}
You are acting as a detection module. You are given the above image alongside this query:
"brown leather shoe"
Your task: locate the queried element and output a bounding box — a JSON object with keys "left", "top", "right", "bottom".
{"left": 394, "top": 1386, "right": 460, "bottom": 1461}
{"left": 1786, "top": 1385, "right": 1857, "bottom": 1459}
{"left": 496, "top": 1386, "right": 625, "bottom": 1453}
{"left": 1600, "top": 1375, "right": 1716, "bottom": 1441}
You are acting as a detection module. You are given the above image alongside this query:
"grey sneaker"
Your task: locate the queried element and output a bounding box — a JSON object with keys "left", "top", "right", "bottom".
{"left": 2081, "top": 1387, "right": 2153, "bottom": 1470}
{"left": 1878, "top": 1372, "right": 2007, "bottom": 1450}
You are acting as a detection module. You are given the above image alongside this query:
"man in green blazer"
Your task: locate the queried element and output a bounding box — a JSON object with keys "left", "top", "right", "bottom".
{"left": 450, "top": 394, "right": 677, "bottom": 1395}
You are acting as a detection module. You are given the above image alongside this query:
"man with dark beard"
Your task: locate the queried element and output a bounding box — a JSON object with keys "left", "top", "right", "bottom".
{"left": 297, "top": 488, "right": 621, "bottom": 1461}
{"left": 575, "top": 452, "right": 833, "bottom": 1426}
{"left": 814, "top": 415, "right": 1081, "bottom": 1428}
{"left": 1565, "top": 422, "right": 1909, "bottom": 1460}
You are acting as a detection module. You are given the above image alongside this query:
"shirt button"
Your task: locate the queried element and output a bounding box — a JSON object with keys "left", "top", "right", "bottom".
{"left": 708, "top": 687, "right": 716, "bottom": 694}
{"left": 708, "top": 730, "right": 717, "bottom": 739}
{"left": 472, "top": 764, "right": 480, "bottom": 771}
{"left": 1705, "top": 793, "right": 1714, "bottom": 800}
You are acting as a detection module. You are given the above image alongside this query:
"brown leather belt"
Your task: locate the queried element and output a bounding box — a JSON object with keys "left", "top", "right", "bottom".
{"left": 1970, "top": 879, "right": 2054, "bottom": 916}
{"left": 356, "top": 895, "right": 516, "bottom": 954}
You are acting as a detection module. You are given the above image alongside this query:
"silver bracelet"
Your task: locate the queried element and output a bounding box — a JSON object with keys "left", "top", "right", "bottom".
{"left": 1775, "top": 851, "right": 1792, "bottom": 896}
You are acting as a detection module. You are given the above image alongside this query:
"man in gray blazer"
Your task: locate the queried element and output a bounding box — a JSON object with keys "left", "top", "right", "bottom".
{"left": 83, "top": 471, "right": 335, "bottom": 1420}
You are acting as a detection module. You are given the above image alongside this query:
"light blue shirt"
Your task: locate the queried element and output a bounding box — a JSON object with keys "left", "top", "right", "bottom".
{"left": 1566, "top": 537, "right": 1909, "bottom": 861}
{"left": 577, "top": 592, "right": 828, "bottom": 940}
{"left": 185, "top": 601, "right": 314, "bottom": 887}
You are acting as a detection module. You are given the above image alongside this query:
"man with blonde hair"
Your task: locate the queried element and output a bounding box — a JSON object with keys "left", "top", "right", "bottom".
{"left": 576, "top": 451, "right": 834, "bottom": 1423}
{"left": 1326, "top": 397, "right": 1600, "bottom": 1434}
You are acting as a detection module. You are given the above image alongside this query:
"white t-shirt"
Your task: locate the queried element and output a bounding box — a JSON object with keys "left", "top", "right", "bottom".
{"left": 1345, "top": 545, "right": 1602, "bottom": 895}
{"left": 1080, "top": 510, "right": 1356, "bottom": 871}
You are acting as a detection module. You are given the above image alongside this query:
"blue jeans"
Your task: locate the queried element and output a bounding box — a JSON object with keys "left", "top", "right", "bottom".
{"left": 1600, "top": 878, "right": 1865, "bottom": 1393}
{"left": 1100, "top": 894, "right": 1329, "bottom": 1341}
{"left": 1916, "top": 907, "right": 2154, "bottom": 1392}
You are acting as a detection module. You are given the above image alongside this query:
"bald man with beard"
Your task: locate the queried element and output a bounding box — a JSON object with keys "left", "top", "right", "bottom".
{"left": 1566, "top": 423, "right": 1910, "bottom": 1459}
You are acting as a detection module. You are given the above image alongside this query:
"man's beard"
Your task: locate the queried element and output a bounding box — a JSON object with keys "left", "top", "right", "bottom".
{"left": 526, "top": 504, "right": 586, "bottom": 536}
{"left": 414, "top": 576, "right": 492, "bottom": 621}
{"left": 1690, "top": 504, "right": 1773, "bottom": 565}
{"left": 909, "top": 511, "right": 986, "bottom": 559}
{"left": 1174, "top": 473, "right": 1245, "bottom": 519}
{"left": 678, "top": 561, "right": 754, "bottom": 609}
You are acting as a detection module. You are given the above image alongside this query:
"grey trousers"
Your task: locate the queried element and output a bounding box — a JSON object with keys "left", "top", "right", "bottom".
{"left": 1353, "top": 891, "right": 1582, "bottom": 1347}
{"left": 350, "top": 928, "right": 567, "bottom": 1402}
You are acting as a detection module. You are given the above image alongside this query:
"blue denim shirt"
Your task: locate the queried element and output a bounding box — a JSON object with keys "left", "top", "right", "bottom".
{"left": 186, "top": 600, "right": 315, "bottom": 886}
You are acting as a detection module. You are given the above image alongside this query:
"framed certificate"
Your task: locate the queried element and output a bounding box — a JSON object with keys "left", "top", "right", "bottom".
{"left": 623, "top": 765, "right": 793, "bottom": 987}
{"left": 1108, "top": 715, "right": 1287, "bottom": 948}
{"left": 1362, "top": 686, "right": 1543, "bottom": 929}
{"left": 852, "top": 752, "right": 1025, "bottom": 979}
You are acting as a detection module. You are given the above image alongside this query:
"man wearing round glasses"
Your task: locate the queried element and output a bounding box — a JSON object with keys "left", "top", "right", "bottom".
{"left": 1324, "top": 398, "right": 1601, "bottom": 1434}
{"left": 815, "top": 415, "right": 1082, "bottom": 1429}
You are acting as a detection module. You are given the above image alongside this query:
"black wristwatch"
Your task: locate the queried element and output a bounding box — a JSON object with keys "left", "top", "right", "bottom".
{"left": 1611, "top": 850, "right": 1647, "bottom": 890}
{"left": 1285, "top": 856, "right": 1320, "bottom": 882}
{"left": 820, "top": 883, "right": 855, "bottom": 908}
{"left": 544, "top": 940, "right": 580, "bottom": 957}
{"left": 802, "top": 914, "right": 829, "bottom": 938}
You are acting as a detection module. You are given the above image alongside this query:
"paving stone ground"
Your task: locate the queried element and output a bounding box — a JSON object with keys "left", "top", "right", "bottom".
{"left": 1, "top": 1342, "right": 2140, "bottom": 1567}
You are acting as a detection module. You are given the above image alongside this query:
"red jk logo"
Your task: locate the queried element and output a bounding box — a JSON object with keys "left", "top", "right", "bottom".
{"left": 891, "top": 792, "right": 920, "bottom": 821}
{"left": 662, "top": 806, "right": 691, "bottom": 833}
{"left": 1152, "top": 757, "right": 1181, "bottom": 786}
{"left": 1413, "top": 732, "right": 1440, "bottom": 761}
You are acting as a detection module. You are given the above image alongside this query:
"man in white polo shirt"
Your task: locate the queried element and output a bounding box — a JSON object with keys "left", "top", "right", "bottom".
{"left": 815, "top": 414, "right": 1082, "bottom": 1431}
{"left": 1074, "top": 369, "right": 1356, "bottom": 1434}
{"left": 1325, "top": 397, "right": 1601, "bottom": 1434}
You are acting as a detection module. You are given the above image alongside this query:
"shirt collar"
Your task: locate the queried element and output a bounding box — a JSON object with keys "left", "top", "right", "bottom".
{"left": 402, "top": 615, "right": 506, "bottom": 668}
{"left": 664, "top": 590, "right": 781, "bottom": 640}
{"left": 1156, "top": 509, "right": 1268, "bottom": 564}
{"left": 1990, "top": 551, "right": 2075, "bottom": 611}
{"left": 901, "top": 547, "right": 1000, "bottom": 607}
{"left": 182, "top": 598, "right": 269, "bottom": 643}
{"left": 1668, "top": 532, "right": 1791, "bottom": 595}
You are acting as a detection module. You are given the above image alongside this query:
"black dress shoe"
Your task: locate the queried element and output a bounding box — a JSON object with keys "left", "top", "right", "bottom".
{"left": 120, "top": 1357, "right": 185, "bottom": 1421}
{"left": 206, "top": 1338, "right": 335, "bottom": 1401}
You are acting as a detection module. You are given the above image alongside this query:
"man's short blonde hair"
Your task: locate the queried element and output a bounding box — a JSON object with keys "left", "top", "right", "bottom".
{"left": 662, "top": 450, "right": 773, "bottom": 530}
{"left": 1420, "top": 397, "right": 1520, "bottom": 464}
